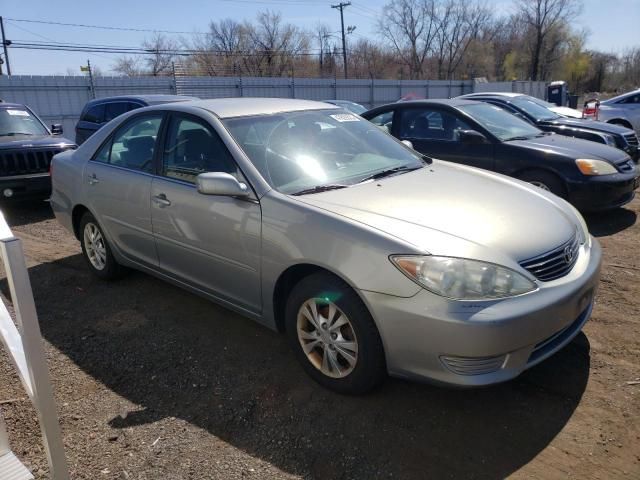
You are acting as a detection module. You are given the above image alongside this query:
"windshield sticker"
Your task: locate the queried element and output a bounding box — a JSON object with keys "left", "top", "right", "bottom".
{"left": 7, "top": 110, "right": 30, "bottom": 116}
{"left": 330, "top": 113, "right": 360, "bottom": 122}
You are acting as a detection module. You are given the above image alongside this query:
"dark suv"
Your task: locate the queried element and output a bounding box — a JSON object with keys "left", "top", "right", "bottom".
{"left": 0, "top": 102, "right": 76, "bottom": 200}
{"left": 75, "top": 95, "right": 198, "bottom": 145}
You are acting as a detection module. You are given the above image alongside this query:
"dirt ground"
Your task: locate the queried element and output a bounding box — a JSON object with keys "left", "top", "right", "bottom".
{"left": 0, "top": 197, "right": 638, "bottom": 480}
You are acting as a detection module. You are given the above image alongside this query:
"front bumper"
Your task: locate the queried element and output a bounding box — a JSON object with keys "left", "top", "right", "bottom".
{"left": 568, "top": 172, "right": 638, "bottom": 211}
{"left": 0, "top": 173, "right": 52, "bottom": 200}
{"left": 361, "top": 238, "right": 602, "bottom": 387}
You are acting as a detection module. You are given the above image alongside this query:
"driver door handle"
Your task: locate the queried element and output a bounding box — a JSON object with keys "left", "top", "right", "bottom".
{"left": 153, "top": 193, "right": 171, "bottom": 207}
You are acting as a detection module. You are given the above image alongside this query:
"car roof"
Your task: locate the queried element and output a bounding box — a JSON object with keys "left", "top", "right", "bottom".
{"left": 175, "top": 98, "right": 341, "bottom": 119}
{"left": 459, "top": 92, "right": 525, "bottom": 99}
{"left": 373, "top": 98, "right": 481, "bottom": 109}
{"left": 0, "top": 102, "right": 31, "bottom": 109}
{"left": 84, "top": 94, "right": 198, "bottom": 106}
{"left": 324, "top": 100, "right": 360, "bottom": 105}
{"left": 602, "top": 88, "right": 640, "bottom": 104}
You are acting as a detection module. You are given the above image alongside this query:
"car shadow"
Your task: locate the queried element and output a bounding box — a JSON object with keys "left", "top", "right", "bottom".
{"left": 584, "top": 207, "right": 637, "bottom": 237}
{"left": 19, "top": 254, "right": 590, "bottom": 479}
{"left": 1, "top": 200, "right": 55, "bottom": 228}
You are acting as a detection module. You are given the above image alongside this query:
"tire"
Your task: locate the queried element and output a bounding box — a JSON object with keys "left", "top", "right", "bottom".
{"left": 285, "top": 272, "right": 386, "bottom": 394}
{"left": 79, "top": 212, "right": 125, "bottom": 280}
{"left": 518, "top": 170, "right": 566, "bottom": 198}
{"left": 608, "top": 120, "right": 633, "bottom": 130}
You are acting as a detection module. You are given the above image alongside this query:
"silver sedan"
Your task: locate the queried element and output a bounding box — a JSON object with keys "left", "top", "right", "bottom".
{"left": 50, "top": 98, "right": 601, "bottom": 394}
{"left": 597, "top": 88, "right": 640, "bottom": 134}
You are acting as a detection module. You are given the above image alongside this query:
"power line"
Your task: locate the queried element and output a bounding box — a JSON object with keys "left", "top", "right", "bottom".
{"left": 5, "top": 18, "right": 208, "bottom": 36}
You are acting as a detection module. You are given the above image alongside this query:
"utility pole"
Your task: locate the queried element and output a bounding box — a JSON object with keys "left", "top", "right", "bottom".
{"left": 0, "top": 16, "right": 11, "bottom": 76}
{"left": 331, "top": 2, "right": 350, "bottom": 79}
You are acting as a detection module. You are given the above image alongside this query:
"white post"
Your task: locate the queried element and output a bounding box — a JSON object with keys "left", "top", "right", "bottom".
{"left": 0, "top": 211, "right": 69, "bottom": 480}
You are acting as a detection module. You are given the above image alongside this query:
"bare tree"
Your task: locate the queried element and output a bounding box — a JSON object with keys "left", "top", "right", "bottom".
{"left": 112, "top": 56, "right": 144, "bottom": 76}
{"left": 517, "top": 0, "right": 582, "bottom": 80}
{"left": 189, "top": 19, "right": 247, "bottom": 75}
{"left": 378, "top": 0, "right": 439, "bottom": 79}
{"left": 143, "top": 33, "right": 179, "bottom": 76}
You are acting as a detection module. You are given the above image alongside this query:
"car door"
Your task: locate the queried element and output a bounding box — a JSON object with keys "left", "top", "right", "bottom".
{"left": 84, "top": 112, "right": 164, "bottom": 267}
{"left": 618, "top": 94, "right": 640, "bottom": 131}
{"left": 150, "top": 113, "right": 262, "bottom": 313}
{"left": 397, "top": 107, "right": 494, "bottom": 170}
{"left": 76, "top": 103, "right": 105, "bottom": 145}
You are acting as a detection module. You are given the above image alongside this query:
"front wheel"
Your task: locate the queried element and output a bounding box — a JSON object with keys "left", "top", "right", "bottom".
{"left": 518, "top": 171, "right": 566, "bottom": 198}
{"left": 285, "top": 272, "right": 386, "bottom": 394}
{"left": 79, "top": 212, "right": 125, "bottom": 280}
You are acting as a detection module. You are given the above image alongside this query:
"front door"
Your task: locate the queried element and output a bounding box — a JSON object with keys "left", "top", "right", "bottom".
{"left": 150, "top": 113, "right": 262, "bottom": 313}
{"left": 397, "top": 107, "right": 494, "bottom": 171}
{"left": 84, "top": 112, "right": 164, "bottom": 267}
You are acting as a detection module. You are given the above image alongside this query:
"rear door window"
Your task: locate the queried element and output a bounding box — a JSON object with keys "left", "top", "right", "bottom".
{"left": 104, "top": 102, "right": 129, "bottom": 122}
{"left": 92, "top": 113, "right": 163, "bottom": 173}
{"left": 82, "top": 104, "right": 105, "bottom": 124}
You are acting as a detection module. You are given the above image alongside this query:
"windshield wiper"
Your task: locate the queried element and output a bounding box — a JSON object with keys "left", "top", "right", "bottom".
{"left": 358, "top": 165, "right": 423, "bottom": 183}
{"left": 1, "top": 132, "right": 35, "bottom": 136}
{"left": 290, "top": 184, "right": 349, "bottom": 196}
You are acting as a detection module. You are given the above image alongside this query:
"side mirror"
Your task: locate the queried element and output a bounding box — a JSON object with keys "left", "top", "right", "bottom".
{"left": 51, "top": 124, "right": 63, "bottom": 135}
{"left": 196, "top": 172, "right": 250, "bottom": 198}
{"left": 401, "top": 139, "right": 414, "bottom": 149}
{"left": 459, "top": 129, "right": 489, "bottom": 145}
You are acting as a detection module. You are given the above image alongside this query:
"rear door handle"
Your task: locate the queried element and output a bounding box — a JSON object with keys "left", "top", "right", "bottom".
{"left": 153, "top": 193, "right": 171, "bottom": 207}
{"left": 87, "top": 173, "right": 99, "bottom": 185}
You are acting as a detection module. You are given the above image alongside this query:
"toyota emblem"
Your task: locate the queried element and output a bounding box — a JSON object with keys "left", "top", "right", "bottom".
{"left": 564, "top": 245, "right": 574, "bottom": 264}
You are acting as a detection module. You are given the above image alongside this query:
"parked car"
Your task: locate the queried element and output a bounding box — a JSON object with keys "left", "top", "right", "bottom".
{"left": 51, "top": 98, "right": 601, "bottom": 394}
{"left": 75, "top": 94, "right": 198, "bottom": 145}
{"left": 362, "top": 99, "right": 639, "bottom": 211}
{"left": 0, "top": 101, "right": 75, "bottom": 200}
{"left": 322, "top": 100, "right": 367, "bottom": 115}
{"left": 594, "top": 89, "right": 640, "bottom": 134}
{"left": 458, "top": 92, "right": 639, "bottom": 161}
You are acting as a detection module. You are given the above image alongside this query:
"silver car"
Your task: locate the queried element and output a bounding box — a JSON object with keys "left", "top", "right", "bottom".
{"left": 596, "top": 89, "right": 640, "bottom": 134}
{"left": 50, "top": 98, "right": 601, "bottom": 394}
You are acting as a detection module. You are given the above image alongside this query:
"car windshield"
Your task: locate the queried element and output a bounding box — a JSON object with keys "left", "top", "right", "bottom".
{"left": 224, "top": 109, "right": 425, "bottom": 194}
{"left": 342, "top": 103, "right": 367, "bottom": 115}
{"left": 0, "top": 108, "right": 48, "bottom": 136}
{"left": 458, "top": 103, "right": 543, "bottom": 142}
{"left": 510, "top": 96, "right": 561, "bottom": 121}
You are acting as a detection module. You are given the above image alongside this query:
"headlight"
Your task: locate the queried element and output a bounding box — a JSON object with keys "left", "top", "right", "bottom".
{"left": 390, "top": 255, "right": 537, "bottom": 300}
{"left": 575, "top": 158, "right": 618, "bottom": 175}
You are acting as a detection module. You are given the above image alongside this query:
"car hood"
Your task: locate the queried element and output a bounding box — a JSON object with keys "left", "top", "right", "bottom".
{"left": 549, "top": 106, "right": 583, "bottom": 119}
{"left": 0, "top": 134, "right": 75, "bottom": 150}
{"left": 293, "top": 162, "right": 579, "bottom": 263}
{"left": 540, "top": 116, "right": 632, "bottom": 135}
{"left": 507, "top": 134, "right": 630, "bottom": 163}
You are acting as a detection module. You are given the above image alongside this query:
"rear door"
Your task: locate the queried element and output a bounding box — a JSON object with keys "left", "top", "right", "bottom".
{"left": 150, "top": 113, "right": 262, "bottom": 313}
{"left": 84, "top": 112, "right": 164, "bottom": 267}
{"left": 397, "top": 107, "right": 494, "bottom": 170}
{"left": 76, "top": 103, "right": 105, "bottom": 145}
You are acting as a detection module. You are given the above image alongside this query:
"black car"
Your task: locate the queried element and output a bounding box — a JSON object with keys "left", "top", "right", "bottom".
{"left": 0, "top": 102, "right": 76, "bottom": 200}
{"left": 362, "top": 99, "right": 639, "bottom": 211}
{"left": 75, "top": 94, "right": 198, "bottom": 145}
{"left": 458, "top": 92, "right": 639, "bottom": 161}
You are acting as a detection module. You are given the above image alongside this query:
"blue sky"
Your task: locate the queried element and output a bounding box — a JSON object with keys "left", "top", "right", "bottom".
{"left": 3, "top": 0, "right": 639, "bottom": 75}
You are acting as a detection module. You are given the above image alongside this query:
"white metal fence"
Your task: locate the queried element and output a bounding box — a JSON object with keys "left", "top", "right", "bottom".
{"left": 0, "top": 75, "right": 547, "bottom": 142}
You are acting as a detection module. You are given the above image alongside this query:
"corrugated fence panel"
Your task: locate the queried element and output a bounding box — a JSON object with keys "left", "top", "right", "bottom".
{"left": 0, "top": 76, "right": 547, "bottom": 139}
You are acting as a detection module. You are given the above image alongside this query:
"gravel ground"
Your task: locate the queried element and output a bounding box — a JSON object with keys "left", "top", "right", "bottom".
{"left": 0, "top": 198, "right": 639, "bottom": 480}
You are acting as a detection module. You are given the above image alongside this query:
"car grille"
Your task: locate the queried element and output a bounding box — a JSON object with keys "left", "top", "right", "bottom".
{"left": 624, "top": 132, "right": 639, "bottom": 148}
{"left": 519, "top": 232, "right": 580, "bottom": 282}
{"left": 0, "top": 149, "right": 62, "bottom": 177}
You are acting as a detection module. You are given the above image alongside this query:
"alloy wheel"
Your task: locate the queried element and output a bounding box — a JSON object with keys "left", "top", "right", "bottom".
{"left": 83, "top": 222, "right": 107, "bottom": 271}
{"left": 529, "top": 181, "right": 551, "bottom": 191}
{"left": 296, "top": 298, "right": 359, "bottom": 378}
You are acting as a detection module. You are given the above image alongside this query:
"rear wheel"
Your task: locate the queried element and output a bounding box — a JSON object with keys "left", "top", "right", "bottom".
{"left": 285, "top": 272, "right": 386, "bottom": 394}
{"left": 518, "top": 171, "right": 566, "bottom": 198}
{"left": 79, "top": 212, "right": 125, "bottom": 280}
